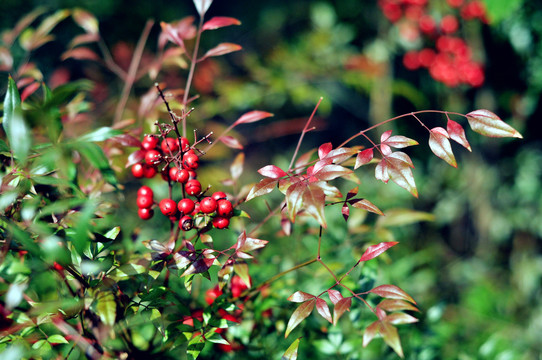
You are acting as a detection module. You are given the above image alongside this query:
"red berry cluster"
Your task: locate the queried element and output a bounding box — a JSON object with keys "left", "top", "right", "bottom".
{"left": 131, "top": 134, "right": 235, "bottom": 230}
{"left": 378, "top": 0, "right": 487, "bottom": 87}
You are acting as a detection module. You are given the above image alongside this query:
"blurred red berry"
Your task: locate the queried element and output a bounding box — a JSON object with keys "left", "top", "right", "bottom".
{"left": 231, "top": 275, "right": 249, "bottom": 298}
{"left": 205, "top": 286, "right": 223, "bottom": 305}
{"left": 138, "top": 207, "right": 154, "bottom": 220}
{"left": 441, "top": 15, "right": 459, "bottom": 34}
{"left": 161, "top": 137, "right": 179, "bottom": 154}
{"left": 419, "top": 15, "right": 437, "bottom": 35}
{"left": 446, "top": 0, "right": 463, "bottom": 7}
{"left": 131, "top": 163, "right": 145, "bottom": 178}
{"left": 403, "top": 51, "right": 420, "bottom": 70}
{"left": 141, "top": 135, "right": 159, "bottom": 150}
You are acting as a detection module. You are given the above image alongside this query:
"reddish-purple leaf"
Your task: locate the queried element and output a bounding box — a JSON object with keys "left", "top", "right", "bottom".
{"left": 327, "top": 289, "right": 343, "bottom": 305}
{"left": 202, "top": 16, "right": 241, "bottom": 31}
{"left": 234, "top": 110, "right": 274, "bottom": 125}
{"left": 286, "top": 181, "right": 306, "bottom": 223}
{"left": 21, "top": 82, "right": 40, "bottom": 102}
{"left": 324, "top": 147, "right": 357, "bottom": 164}
{"left": 258, "top": 165, "right": 287, "bottom": 179}
{"left": 429, "top": 127, "right": 457, "bottom": 168}
{"left": 238, "top": 236, "right": 268, "bottom": 253}
{"left": 318, "top": 142, "right": 333, "bottom": 159}
{"left": 380, "top": 144, "right": 392, "bottom": 156}
{"left": 287, "top": 291, "right": 315, "bottom": 303}
{"left": 386, "top": 153, "right": 418, "bottom": 197}
{"left": 346, "top": 187, "right": 359, "bottom": 200}
{"left": 180, "top": 257, "right": 214, "bottom": 277}
{"left": 285, "top": 299, "right": 315, "bottom": 338}
{"left": 61, "top": 47, "right": 100, "bottom": 61}
{"left": 380, "top": 321, "right": 404, "bottom": 358}
{"left": 377, "top": 299, "right": 419, "bottom": 313}
{"left": 360, "top": 242, "right": 398, "bottom": 262}
{"left": 466, "top": 109, "right": 522, "bottom": 138}
{"left": 351, "top": 199, "right": 384, "bottom": 216}
{"left": 447, "top": 119, "right": 471, "bottom": 151}
{"left": 69, "top": 33, "right": 99, "bottom": 48}
{"left": 126, "top": 149, "right": 145, "bottom": 168}
{"left": 342, "top": 203, "right": 350, "bottom": 221}
{"left": 362, "top": 320, "right": 380, "bottom": 347}
{"left": 316, "top": 298, "right": 332, "bottom": 323}
{"left": 303, "top": 183, "right": 327, "bottom": 228}
{"left": 246, "top": 178, "right": 277, "bottom": 201}
{"left": 110, "top": 134, "right": 141, "bottom": 148}
{"left": 314, "top": 164, "right": 352, "bottom": 181}
{"left": 219, "top": 135, "right": 243, "bottom": 149}
{"left": 333, "top": 297, "right": 352, "bottom": 326}
{"left": 386, "top": 312, "right": 419, "bottom": 325}
{"left": 200, "top": 42, "right": 242, "bottom": 61}
{"left": 369, "top": 285, "right": 416, "bottom": 304}
{"left": 375, "top": 159, "right": 389, "bottom": 183}
{"left": 381, "top": 130, "right": 392, "bottom": 143}
{"left": 384, "top": 135, "right": 419, "bottom": 148}
{"left": 355, "top": 149, "right": 374, "bottom": 169}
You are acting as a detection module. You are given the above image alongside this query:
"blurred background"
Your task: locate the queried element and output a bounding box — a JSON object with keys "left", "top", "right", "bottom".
{"left": 1, "top": 0, "right": 541, "bottom": 358}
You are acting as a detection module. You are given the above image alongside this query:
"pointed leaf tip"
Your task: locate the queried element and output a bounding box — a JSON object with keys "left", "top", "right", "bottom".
{"left": 429, "top": 127, "right": 457, "bottom": 167}
{"left": 466, "top": 109, "right": 523, "bottom": 139}
{"left": 360, "top": 241, "right": 398, "bottom": 262}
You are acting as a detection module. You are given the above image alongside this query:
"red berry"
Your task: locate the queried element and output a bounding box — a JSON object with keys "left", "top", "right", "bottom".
{"left": 179, "top": 215, "right": 193, "bottom": 231}
{"left": 142, "top": 135, "right": 159, "bottom": 150}
{"left": 192, "top": 202, "right": 200, "bottom": 215}
{"left": 199, "top": 197, "right": 217, "bottom": 214}
{"left": 419, "top": 15, "right": 436, "bottom": 35}
{"left": 217, "top": 199, "right": 234, "bottom": 217}
{"left": 212, "top": 191, "right": 227, "bottom": 201}
{"left": 178, "top": 198, "right": 196, "bottom": 215}
{"left": 183, "top": 153, "right": 199, "bottom": 170}
{"left": 185, "top": 179, "right": 202, "bottom": 196}
{"left": 145, "top": 150, "right": 162, "bottom": 165}
{"left": 169, "top": 167, "right": 180, "bottom": 180}
{"left": 143, "top": 164, "right": 157, "bottom": 178}
{"left": 403, "top": 51, "right": 420, "bottom": 70}
{"left": 159, "top": 199, "right": 177, "bottom": 216}
{"left": 131, "top": 163, "right": 145, "bottom": 178}
{"left": 231, "top": 275, "right": 249, "bottom": 298}
{"left": 176, "top": 169, "right": 190, "bottom": 183}
{"left": 440, "top": 15, "right": 459, "bottom": 34}
{"left": 205, "top": 286, "right": 223, "bottom": 305}
{"left": 188, "top": 170, "right": 197, "bottom": 180}
{"left": 138, "top": 207, "right": 154, "bottom": 220}
{"left": 161, "top": 138, "right": 180, "bottom": 154}
{"left": 137, "top": 195, "right": 153, "bottom": 208}
{"left": 212, "top": 216, "right": 230, "bottom": 229}
{"left": 137, "top": 185, "right": 153, "bottom": 198}
{"left": 446, "top": 0, "right": 463, "bottom": 7}
{"left": 180, "top": 137, "right": 190, "bottom": 152}
{"left": 53, "top": 262, "right": 64, "bottom": 272}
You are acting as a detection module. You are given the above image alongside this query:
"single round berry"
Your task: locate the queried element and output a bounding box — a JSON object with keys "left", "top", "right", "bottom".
{"left": 145, "top": 150, "right": 162, "bottom": 165}
{"left": 142, "top": 135, "right": 159, "bottom": 150}
{"left": 188, "top": 170, "right": 197, "bottom": 180}
{"left": 217, "top": 199, "right": 234, "bottom": 217}
{"left": 143, "top": 165, "right": 157, "bottom": 178}
{"left": 185, "top": 179, "right": 202, "bottom": 196}
{"left": 183, "top": 153, "right": 200, "bottom": 170}
{"left": 179, "top": 215, "right": 193, "bottom": 231}
{"left": 199, "top": 197, "right": 217, "bottom": 214}
{"left": 180, "top": 137, "right": 190, "bottom": 152}
{"left": 137, "top": 195, "right": 153, "bottom": 209}
{"left": 212, "top": 191, "right": 227, "bottom": 201}
{"left": 137, "top": 185, "right": 153, "bottom": 198}
{"left": 161, "top": 138, "right": 180, "bottom": 154}
{"left": 159, "top": 199, "right": 177, "bottom": 216}
{"left": 169, "top": 167, "right": 180, "bottom": 180}
{"left": 176, "top": 169, "right": 190, "bottom": 183}
{"left": 212, "top": 216, "right": 230, "bottom": 229}
{"left": 138, "top": 207, "right": 154, "bottom": 220}
{"left": 178, "top": 198, "right": 196, "bottom": 215}
{"left": 131, "top": 163, "right": 145, "bottom": 178}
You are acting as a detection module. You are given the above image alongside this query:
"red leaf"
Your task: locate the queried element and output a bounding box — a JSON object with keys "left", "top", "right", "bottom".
{"left": 202, "top": 16, "right": 241, "bottom": 31}
{"left": 200, "top": 42, "right": 242, "bottom": 61}
{"left": 327, "top": 289, "right": 343, "bottom": 305}
{"left": 381, "top": 130, "right": 392, "bottom": 142}
{"left": 21, "top": 82, "right": 40, "bottom": 102}
{"left": 333, "top": 297, "right": 351, "bottom": 326}
{"left": 287, "top": 291, "right": 315, "bottom": 303}
{"left": 234, "top": 110, "right": 273, "bottom": 125}
{"left": 126, "top": 149, "right": 145, "bottom": 168}
{"left": 313, "top": 164, "right": 352, "bottom": 181}
{"left": 258, "top": 165, "right": 287, "bottom": 179}
{"left": 180, "top": 257, "right": 215, "bottom": 277}
{"left": 110, "top": 134, "right": 141, "bottom": 148}
{"left": 286, "top": 181, "right": 306, "bottom": 223}
{"left": 318, "top": 142, "right": 333, "bottom": 159}
{"left": 346, "top": 187, "right": 359, "bottom": 200}
{"left": 429, "top": 127, "right": 457, "bottom": 167}
{"left": 219, "top": 135, "right": 243, "bottom": 149}
{"left": 362, "top": 320, "right": 380, "bottom": 347}
{"left": 386, "top": 312, "right": 419, "bottom": 325}
{"left": 355, "top": 149, "right": 374, "bottom": 169}
{"left": 386, "top": 153, "right": 418, "bottom": 197}
{"left": 369, "top": 285, "right": 416, "bottom": 304}
{"left": 61, "top": 47, "right": 100, "bottom": 61}
{"left": 351, "top": 199, "right": 384, "bottom": 216}
{"left": 360, "top": 242, "right": 398, "bottom": 262}
{"left": 466, "top": 109, "right": 522, "bottom": 138}
{"left": 285, "top": 299, "right": 315, "bottom": 338}
{"left": 303, "top": 183, "right": 327, "bottom": 228}
{"left": 246, "top": 178, "right": 277, "bottom": 201}
{"left": 316, "top": 298, "right": 332, "bottom": 323}
{"left": 377, "top": 299, "right": 419, "bottom": 312}
{"left": 384, "top": 135, "right": 419, "bottom": 148}
{"left": 375, "top": 159, "right": 389, "bottom": 183}
{"left": 324, "top": 147, "right": 357, "bottom": 163}
{"left": 447, "top": 119, "right": 471, "bottom": 151}
{"left": 342, "top": 203, "right": 349, "bottom": 221}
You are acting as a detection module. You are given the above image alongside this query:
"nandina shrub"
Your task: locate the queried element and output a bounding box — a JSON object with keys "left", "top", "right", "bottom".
{"left": 0, "top": 1, "right": 523, "bottom": 359}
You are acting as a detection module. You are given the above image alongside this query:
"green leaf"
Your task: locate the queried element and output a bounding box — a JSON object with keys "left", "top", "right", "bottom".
{"left": 483, "top": 0, "right": 523, "bottom": 23}
{"left": 282, "top": 337, "right": 302, "bottom": 360}
{"left": 286, "top": 181, "right": 306, "bottom": 223}
{"left": 466, "top": 109, "right": 522, "bottom": 138}
{"left": 187, "top": 333, "right": 206, "bottom": 360}
{"left": 233, "top": 262, "right": 251, "bottom": 290}
{"left": 285, "top": 299, "right": 315, "bottom": 338}
{"left": 2, "top": 76, "right": 31, "bottom": 163}
{"left": 95, "top": 291, "right": 116, "bottom": 326}
{"left": 75, "top": 142, "right": 118, "bottom": 187}
{"left": 78, "top": 127, "right": 122, "bottom": 142}
{"left": 376, "top": 208, "right": 435, "bottom": 227}
{"left": 47, "top": 334, "right": 69, "bottom": 344}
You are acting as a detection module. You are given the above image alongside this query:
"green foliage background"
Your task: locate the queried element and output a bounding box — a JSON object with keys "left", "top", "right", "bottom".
{"left": 1, "top": 0, "right": 541, "bottom": 359}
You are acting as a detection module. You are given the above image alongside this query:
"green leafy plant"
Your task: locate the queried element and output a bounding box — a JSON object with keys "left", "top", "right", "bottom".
{"left": 1, "top": 1, "right": 523, "bottom": 359}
